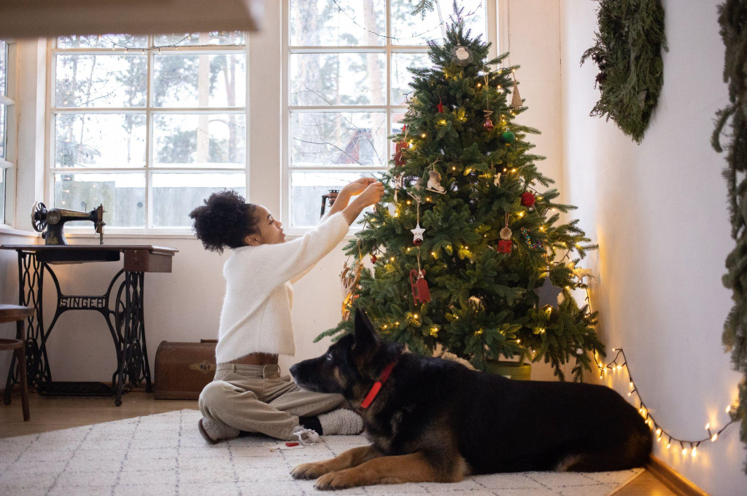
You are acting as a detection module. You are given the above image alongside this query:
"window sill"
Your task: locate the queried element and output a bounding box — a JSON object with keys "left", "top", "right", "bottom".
{"left": 0, "top": 226, "right": 39, "bottom": 238}
{"left": 66, "top": 231, "right": 199, "bottom": 240}
{"left": 64, "top": 230, "right": 360, "bottom": 242}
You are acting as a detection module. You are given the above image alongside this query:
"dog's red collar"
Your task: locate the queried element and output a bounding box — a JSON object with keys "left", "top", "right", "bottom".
{"left": 359, "top": 360, "right": 398, "bottom": 410}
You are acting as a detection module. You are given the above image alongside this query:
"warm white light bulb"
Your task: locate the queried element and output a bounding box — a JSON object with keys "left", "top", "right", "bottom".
{"left": 712, "top": 433, "right": 718, "bottom": 442}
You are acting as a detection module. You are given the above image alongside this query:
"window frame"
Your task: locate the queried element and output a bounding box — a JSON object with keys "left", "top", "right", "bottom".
{"left": 1, "top": 39, "right": 18, "bottom": 229}
{"left": 45, "top": 35, "right": 251, "bottom": 234}
{"left": 281, "top": 0, "right": 498, "bottom": 234}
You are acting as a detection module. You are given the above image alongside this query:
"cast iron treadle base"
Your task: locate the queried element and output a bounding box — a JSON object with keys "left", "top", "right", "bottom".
{"left": 37, "top": 381, "right": 118, "bottom": 397}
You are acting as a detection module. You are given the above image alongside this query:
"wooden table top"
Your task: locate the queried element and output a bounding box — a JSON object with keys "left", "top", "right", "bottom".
{"left": 0, "top": 244, "right": 178, "bottom": 255}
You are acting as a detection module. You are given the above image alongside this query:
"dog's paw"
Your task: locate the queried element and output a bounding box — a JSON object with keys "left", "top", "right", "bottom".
{"left": 314, "top": 470, "right": 359, "bottom": 491}
{"left": 291, "top": 461, "right": 330, "bottom": 480}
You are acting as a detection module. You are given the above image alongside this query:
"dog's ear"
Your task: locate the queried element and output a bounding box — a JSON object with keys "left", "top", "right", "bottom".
{"left": 353, "top": 308, "right": 377, "bottom": 349}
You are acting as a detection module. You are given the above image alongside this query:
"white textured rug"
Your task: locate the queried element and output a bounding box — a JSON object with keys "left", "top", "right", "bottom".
{"left": 0, "top": 410, "right": 643, "bottom": 496}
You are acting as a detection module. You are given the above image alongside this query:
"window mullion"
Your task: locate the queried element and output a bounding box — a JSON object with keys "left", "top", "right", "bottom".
{"left": 146, "top": 44, "right": 153, "bottom": 230}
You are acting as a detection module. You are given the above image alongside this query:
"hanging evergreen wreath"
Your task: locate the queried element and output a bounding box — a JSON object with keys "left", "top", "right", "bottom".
{"left": 713, "top": 0, "right": 747, "bottom": 474}
{"left": 581, "top": 0, "right": 667, "bottom": 144}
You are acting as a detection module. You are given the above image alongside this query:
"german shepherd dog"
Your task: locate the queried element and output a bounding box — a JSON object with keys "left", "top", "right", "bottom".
{"left": 289, "top": 309, "right": 651, "bottom": 491}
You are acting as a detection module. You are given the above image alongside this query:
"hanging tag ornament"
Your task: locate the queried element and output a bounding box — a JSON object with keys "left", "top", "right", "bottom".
{"left": 437, "top": 98, "right": 444, "bottom": 113}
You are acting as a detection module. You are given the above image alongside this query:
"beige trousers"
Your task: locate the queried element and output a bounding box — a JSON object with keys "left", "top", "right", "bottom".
{"left": 198, "top": 363, "right": 346, "bottom": 440}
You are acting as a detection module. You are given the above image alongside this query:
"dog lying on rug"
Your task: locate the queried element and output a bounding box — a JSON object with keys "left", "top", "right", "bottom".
{"left": 290, "top": 309, "right": 651, "bottom": 491}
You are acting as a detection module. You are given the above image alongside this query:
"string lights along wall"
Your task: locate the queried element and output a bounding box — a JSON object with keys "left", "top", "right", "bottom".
{"left": 593, "top": 346, "right": 740, "bottom": 459}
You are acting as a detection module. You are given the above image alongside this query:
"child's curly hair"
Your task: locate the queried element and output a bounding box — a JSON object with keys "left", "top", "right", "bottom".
{"left": 189, "top": 190, "right": 260, "bottom": 253}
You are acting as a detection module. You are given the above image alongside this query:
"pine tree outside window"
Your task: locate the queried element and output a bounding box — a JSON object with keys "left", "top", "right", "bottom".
{"left": 49, "top": 33, "right": 247, "bottom": 231}
{"left": 284, "top": 0, "right": 494, "bottom": 230}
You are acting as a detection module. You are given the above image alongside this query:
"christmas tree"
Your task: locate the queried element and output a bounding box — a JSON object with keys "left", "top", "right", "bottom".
{"left": 319, "top": 10, "right": 604, "bottom": 380}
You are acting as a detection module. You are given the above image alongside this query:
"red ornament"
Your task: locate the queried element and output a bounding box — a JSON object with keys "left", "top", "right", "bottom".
{"left": 394, "top": 140, "right": 409, "bottom": 166}
{"left": 370, "top": 255, "right": 377, "bottom": 264}
{"left": 410, "top": 269, "right": 431, "bottom": 304}
{"left": 484, "top": 118, "right": 494, "bottom": 130}
{"left": 437, "top": 100, "right": 444, "bottom": 113}
{"left": 402, "top": 124, "right": 407, "bottom": 133}
{"left": 497, "top": 240, "right": 512, "bottom": 253}
{"left": 520, "top": 191, "right": 536, "bottom": 207}
{"left": 413, "top": 238, "right": 423, "bottom": 246}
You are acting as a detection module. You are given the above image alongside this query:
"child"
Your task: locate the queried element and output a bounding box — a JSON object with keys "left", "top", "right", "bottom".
{"left": 189, "top": 178, "right": 384, "bottom": 444}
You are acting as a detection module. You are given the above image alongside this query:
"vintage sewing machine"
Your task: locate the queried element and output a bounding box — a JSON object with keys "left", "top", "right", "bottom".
{"left": 30, "top": 201, "right": 105, "bottom": 245}
{"left": 320, "top": 189, "right": 339, "bottom": 218}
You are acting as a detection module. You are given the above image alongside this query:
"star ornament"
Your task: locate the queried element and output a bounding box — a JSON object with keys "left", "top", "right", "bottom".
{"left": 534, "top": 277, "right": 562, "bottom": 310}
{"left": 411, "top": 224, "right": 425, "bottom": 246}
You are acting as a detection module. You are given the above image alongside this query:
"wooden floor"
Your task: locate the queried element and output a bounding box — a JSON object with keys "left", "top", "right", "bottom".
{"left": 0, "top": 389, "right": 677, "bottom": 496}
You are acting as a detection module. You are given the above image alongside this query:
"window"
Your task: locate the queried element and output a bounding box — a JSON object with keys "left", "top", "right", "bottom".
{"left": 50, "top": 33, "right": 247, "bottom": 230}
{"left": 0, "top": 39, "right": 16, "bottom": 227}
{"left": 284, "top": 0, "right": 491, "bottom": 228}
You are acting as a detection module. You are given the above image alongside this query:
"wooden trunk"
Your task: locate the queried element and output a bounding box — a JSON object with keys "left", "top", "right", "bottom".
{"left": 154, "top": 340, "right": 218, "bottom": 400}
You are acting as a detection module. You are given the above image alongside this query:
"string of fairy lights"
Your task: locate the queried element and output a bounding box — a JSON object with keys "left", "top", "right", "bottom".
{"left": 577, "top": 268, "right": 741, "bottom": 459}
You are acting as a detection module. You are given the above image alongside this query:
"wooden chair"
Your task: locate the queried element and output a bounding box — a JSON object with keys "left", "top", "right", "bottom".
{"left": 0, "top": 304, "right": 32, "bottom": 421}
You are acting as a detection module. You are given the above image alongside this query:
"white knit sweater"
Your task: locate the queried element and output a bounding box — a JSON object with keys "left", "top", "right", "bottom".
{"left": 215, "top": 213, "right": 350, "bottom": 363}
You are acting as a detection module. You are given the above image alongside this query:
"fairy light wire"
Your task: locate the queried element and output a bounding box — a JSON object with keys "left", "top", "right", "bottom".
{"left": 593, "top": 347, "right": 739, "bottom": 453}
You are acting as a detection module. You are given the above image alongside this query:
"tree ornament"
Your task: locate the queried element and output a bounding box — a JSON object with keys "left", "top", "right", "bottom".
{"left": 450, "top": 45, "right": 473, "bottom": 66}
{"left": 370, "top": 255, "right": 377, "bottom": 264}
{"left": 510, "top": 76, "right": 522, "bottom": 112}
{"left": 340, "top": 258, "right": 363, "bottom": 320}
{"left": 394, "top": 140, "right": 409, "bottom": 166}
{"left": 484, "top": 116, "right": 494, "bottom": 130}
{"left": 497, "top": 213, "right": 512, "bottom": 253}
{"left": 411, "top": 200, "right": 425, "bottom": 245}
{"left": 437, "top": 99, "right": 444, "bottom": 113}
{"left": 387, "top": 203, "right": 397, "bottom": 217}
{"left": 410, "top": 269, "right": 431, "bottom": 304}
{"left": 534, "top": 276, "right": 562, "bottom": 310}
{"left": 501, "top": 130, "right": 516, "bottom": 143}
{"left": 468, "top": 296, "right": 484, "bottom": 311}
{"left": 493, "top": 168, "right": 501, "bottom": 187}
{"left": 521, "top": 227, "right": 542, "bottom": 249}
{"left": 567, "top": 261, "right": 595, "bottom": 284}
{"left": 426, "top": 168, "right": 446, "bottom": 194}
{"left": 411, "top": 224, "right": 425, "bottom": 245}
{"left": 521, "top": 191, "right": 536, "bottom": 207}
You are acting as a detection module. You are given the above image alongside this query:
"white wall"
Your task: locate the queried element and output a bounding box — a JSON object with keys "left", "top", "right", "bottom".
{"left": 560, "top": 1, "right": 745, "bottom": 494}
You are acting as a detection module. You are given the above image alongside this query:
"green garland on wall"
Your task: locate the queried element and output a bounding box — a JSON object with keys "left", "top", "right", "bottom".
{"left": 581, "top": 0, "right": 667, "bottom": 144}
{"left": 713, "top": 0, "right": 747, "bottom": 474}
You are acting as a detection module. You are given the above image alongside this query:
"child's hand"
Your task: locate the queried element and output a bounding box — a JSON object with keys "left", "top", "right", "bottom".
{"left": 354, "top": 182, "right": 385, "bottom": 207}
{"left": 343, "top": 177, "right": 377, "bottom": 196}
